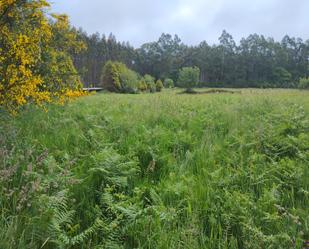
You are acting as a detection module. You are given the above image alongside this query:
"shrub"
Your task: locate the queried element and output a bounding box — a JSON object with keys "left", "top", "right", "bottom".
{"left": 138, "top": 79, "right": 148, "bottom": 92}
{"left": 163, "top": 78, "right": 174, "bottom": 88}
{"left": 119, "top": 67, "right": 140, "bottom": 93}
{"left": 101, "top": 61, "right": 140, "bottom": 93}
{"left": 143, "top": 74, "right": 156, "bottom": 92}
{"left": 298, "top": 77, "right": 309, "bottom": 89}
{"left": 178, "top": 67, "right": 200, "bottom": 90}
{"left": 41, "top": 51, "right": 83, "bottom": 93}
{"left": 100, "top": 61, "right": 123, "bottom": 92}
{"left": 155, "top": 80, "right": 164, "bottom": 92}
{"left": 0, "top": 2, "right": 86, "bottom": 114}
{"left": 101, "top": 62, "right": 160, "bottom": 94}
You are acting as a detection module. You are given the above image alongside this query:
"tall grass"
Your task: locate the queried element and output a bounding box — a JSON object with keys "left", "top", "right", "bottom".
{"left": 0, "top": 89, "right": 308, "bottom": 248}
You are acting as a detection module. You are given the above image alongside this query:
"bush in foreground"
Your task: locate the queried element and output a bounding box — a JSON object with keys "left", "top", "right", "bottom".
{"left": 0, "top": 1, "right": 86, "bottom": 114}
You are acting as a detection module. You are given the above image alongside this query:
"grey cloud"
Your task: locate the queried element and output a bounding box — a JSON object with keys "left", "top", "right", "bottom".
{"left": 51, "top": 0, "right": 309, "bottom": 47}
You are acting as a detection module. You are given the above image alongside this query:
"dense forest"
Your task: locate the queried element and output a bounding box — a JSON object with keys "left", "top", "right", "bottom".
{"left": 73, "top": 30, "right": 309, "bottom": 88}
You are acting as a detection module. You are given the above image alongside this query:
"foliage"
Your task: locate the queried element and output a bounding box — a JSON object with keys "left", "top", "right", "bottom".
{"left": 138, "top": 78, "right": 148, "bottom": 92}
{"left": 298, "top": 77, "right": 309, "bottom": 89}
{"left": 0, "top": 0, "right": 86, "bottom": 114}
{"left": 163, "top": 78, "right": 174, "bottom": 88}
{"left": 272, "top": 67, "right": 292, "bottom": 86}
{"left": 39, "top": 14, "right": 86, "bottom": 94}
{"left": 101, "top": 60, "right": 123, "bottom": 92}
{"left": 73, "top": 32, "right": 137, "bottom": 87}
{"left": 0, "top": 0, "right": 52, "bottom": 113}
{"left": 101, "top": 60, "right": 143, "bottom": 93}
{"left": 155, "top": 79, "right": 164, "bottom": 92}
{"left": 1, "top": 89, "right": 309, "bottom": 248}
{"left": 136, "top": 33, "right": 182, "bottom": 81}
{"left": 119, "top": 66, "right": 140, "bottom": 93}
{"left": 143, "top": 74, "right": 156, "bottom": 92}
{"left": 73, "top": 31, "right": 309, "bottom": 88}
{"left": 178, "top": 67, "right": 200, "bottom": 89}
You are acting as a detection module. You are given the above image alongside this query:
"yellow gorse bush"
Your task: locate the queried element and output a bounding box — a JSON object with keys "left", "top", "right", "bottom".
{"left": 0, "top": 0, "right": 87, "bottom": 114}
{"left": 56, "top": 90, "right": 89, "bottom": 105}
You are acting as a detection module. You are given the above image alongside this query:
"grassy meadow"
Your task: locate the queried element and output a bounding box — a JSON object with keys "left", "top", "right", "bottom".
{"left": 0, "top": 89, "right": 309, "bottom": 248}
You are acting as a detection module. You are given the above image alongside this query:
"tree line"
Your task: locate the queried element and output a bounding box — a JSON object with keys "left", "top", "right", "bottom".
{"left": 1, "top": 0, "right": 309, "bottom": 114}
{"left": 73, "top": 30, "right": 309, "bottom": 88}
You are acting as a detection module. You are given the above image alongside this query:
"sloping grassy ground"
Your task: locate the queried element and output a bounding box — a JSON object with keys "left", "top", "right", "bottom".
{"left": 0, "top": 89, "right": 308, "bottom": 249}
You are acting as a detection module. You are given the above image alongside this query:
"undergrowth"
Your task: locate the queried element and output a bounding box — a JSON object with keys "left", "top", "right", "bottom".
{"left": 0, "top": 89, "right": 308, "bottom": 248}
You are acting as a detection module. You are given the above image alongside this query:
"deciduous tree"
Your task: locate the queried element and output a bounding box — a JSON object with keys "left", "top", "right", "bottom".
{"left": 178, "top": 67, "right": 200, "bottom": 91}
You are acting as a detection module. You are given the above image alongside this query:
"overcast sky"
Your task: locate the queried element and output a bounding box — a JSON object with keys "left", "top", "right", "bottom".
{"left": 50, "top": 0, "right": 309, "bottom": 47}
